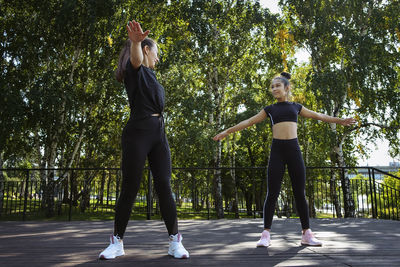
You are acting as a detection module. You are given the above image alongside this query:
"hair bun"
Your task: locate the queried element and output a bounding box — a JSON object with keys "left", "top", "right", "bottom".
{"left": 280, "top": 72, "right": 291, "bottom": 80}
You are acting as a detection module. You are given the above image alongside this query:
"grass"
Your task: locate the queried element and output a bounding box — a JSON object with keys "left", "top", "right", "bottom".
{"left": 0, "top": 198, "right": 261, "bottom": 221}
{"left": 0, "top": 208, "right": 256, "bottom": 221}
{"left": 1, "top": 208, "right": 337, "bottom": 221}
{"left": 1, "top": 198, "right": 376, "bottom": 221}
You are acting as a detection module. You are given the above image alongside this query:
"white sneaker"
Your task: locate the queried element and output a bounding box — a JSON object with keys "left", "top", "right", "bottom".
{"left": 256, "top": 230, "right": 271, "bottom": 247}
{"left": 301, "top": 229, "right": 322, "bottom": 246}
{"left": 99, "top": 235, "right": 125, "bottom": 260}
{"left": 168, "top": 233, "right": 189, "bottom": 259}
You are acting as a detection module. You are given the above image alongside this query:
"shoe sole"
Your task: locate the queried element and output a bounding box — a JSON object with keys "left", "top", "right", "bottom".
{"left": 99, "top": 252, "right": 125, "bottom": 260}
{"left": 168, "top": 252, "right": 189, "bottom": 259}
{"left": 99, "top": 255, "right": 111, "bottom": 260}
{"left": 301, "top": 242, "right": 322, "bottom": 247}
{"left": 256, "top": 244, "right": 271, "bottom": 247}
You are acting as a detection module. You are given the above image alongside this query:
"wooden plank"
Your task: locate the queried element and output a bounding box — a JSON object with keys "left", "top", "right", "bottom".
{"left": 0, "top": 218, "right": 399, "bottom": 266}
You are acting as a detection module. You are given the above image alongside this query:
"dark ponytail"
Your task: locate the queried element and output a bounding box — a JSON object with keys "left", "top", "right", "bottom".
{"left": 115, "top": 38, "right": 156, "bottom": 83}
{"left": 271, "top": 71, "right": 292, "bottom": 101}
{"left": 275, "top": 71, "right": 291, "bottom": 88}
{"left": 115, "top": 40, "right": 131, "bottom": 83}
{"left": 280, "top": 72, "right": 291, "bottom": 80}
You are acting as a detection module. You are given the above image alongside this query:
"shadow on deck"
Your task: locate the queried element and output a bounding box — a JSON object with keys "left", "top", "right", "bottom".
{"left": 0, "top": 218, "right": 399, "bottom": 266}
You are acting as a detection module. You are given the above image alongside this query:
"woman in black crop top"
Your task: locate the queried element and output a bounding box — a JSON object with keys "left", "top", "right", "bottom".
{"left": 99, "top": 20, "right": 189, "bottom": 260}
{"left": 214, "top": 72, "right": 356, "bottom": 247}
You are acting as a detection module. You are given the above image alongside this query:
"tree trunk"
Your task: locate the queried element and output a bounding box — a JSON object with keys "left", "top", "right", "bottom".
{"left": 44, "top": 170, "right": 55, "bottom": 217}
{"left": 98, "top": 170, "right": 106, "bottom": 205}
{"left": 44, "top": 139, "right": 59, "bottom": 217}
{"left": 228, "top": 134, "right": 239, "bottom": 218}
{"left": 246, "top": 144, "right": 258, "bottom": 216}
{"left": 330, "top": 163, "right": 342, "bottom": 218}
{"left": 62, "top": 173, "right": 69, "bottom": 203}
{"left": 245, "top": 191, "right": 253, "bottom": 216}
{"left": 333, "top": 139, "right": 355, "bottom": 217}
{"left": 71, "top": 175, "right": 79, "bottom": 206}
{"left": 208, "top": 63, "right": 224, "bottom": 219}
{"left": 40, "top": 92, "right": 66, "bottom": 217}
{"left": 329, "top": 116, "right": 355, "bottom": 218}
{"left": 80, "top": 179, "right": 91, "bottom": 213}
{"left": 191, "top": 172, "right": 197, "bottom": 210}
{"left": 214, "top": 140, "right": 224, "bottom": 218}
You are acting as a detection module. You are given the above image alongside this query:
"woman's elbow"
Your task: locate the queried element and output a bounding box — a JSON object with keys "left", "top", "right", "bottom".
{"left": 247, "top": 119, "right": 258, "bottom": 127}
{"left": 130, "top": 57, "right": 142, "bottom": 69}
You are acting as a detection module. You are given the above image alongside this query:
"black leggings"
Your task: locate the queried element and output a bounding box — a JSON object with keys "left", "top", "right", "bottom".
{"left": 263, "top": 138, "right": 310, "bottom": 230}
{"left": 114, "top": 116, "right": 178, "bottom": 238}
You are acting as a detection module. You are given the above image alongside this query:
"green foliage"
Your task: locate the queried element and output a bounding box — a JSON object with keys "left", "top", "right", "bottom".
{"left": 282, "top": 0, "right": 400, "bottom": 162}
{"left": 384, "top": 170, "right": 400, "bottom": 192}
{"left": 1, "top": 0, "right": 399, "bottom": 219}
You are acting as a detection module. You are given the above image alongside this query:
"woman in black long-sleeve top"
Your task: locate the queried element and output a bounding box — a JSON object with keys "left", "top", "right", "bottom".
{"left": 99, "top": 20, "right": 189, "bottom": 260}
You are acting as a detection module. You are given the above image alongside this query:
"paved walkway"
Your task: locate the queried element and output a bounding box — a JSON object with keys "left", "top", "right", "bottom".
{"left": 1, "top": 218, "right": 400, "bottom": 266}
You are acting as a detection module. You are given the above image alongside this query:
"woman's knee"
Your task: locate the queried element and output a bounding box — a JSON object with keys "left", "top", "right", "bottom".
{"left": 118, "top": 189, "right": 137, "bottom": 203}
{"left": 154, "top": 176, "right": 171, "bottom": 189}
{"left": 265, "top": 192, "right": 279, "bottom": 203}
{"left": 292, "top": 188, "right": 306, "bottom": 200}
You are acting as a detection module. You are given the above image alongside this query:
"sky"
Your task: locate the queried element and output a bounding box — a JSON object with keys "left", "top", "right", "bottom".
{"left": 259, "top": 0, "right": 396, "bottom": 166}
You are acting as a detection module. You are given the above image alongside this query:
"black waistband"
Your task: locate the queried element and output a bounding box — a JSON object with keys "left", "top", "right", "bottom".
{"left": 272, "top": 138, "right": 298, "bottom": 143}
{"left": 129, "top": 112, "right": 163, "bottom": 121}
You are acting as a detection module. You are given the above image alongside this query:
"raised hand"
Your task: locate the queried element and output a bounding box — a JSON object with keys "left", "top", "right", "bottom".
{"left": 126, "top": 20, "right": 150, "bottom": 43}
{"left": 213, "top": 130, "right": 229, "bottom": 141}
{"left": 339, "top": 117, "right": 357, "bottom": 126}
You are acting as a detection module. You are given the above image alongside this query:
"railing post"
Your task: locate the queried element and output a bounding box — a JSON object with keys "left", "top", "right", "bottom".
{"left": 367, "top": 168, "right": 376, "bottom": 218}
{"left": 22, "top": 169, "right": 29, "bottom": 221}
{"left": 372, "top": 169, "right": 378, "bottom": 218}
{"left": 342, "top": 168, "right": 345, "bottom": 217}
{"left": 147, "top": 168, "right": 152, "bottom": 220}
{"left": 253, "top": 175, "right": 256, "bottom": 219}
{"left": 69, "top": 170, "right": 73, "bottom": 221}
{"left": 207, "top": 169, "right": 210, "bottom": 220}
{"left": 395, "top": 189, "right": 399, "bottom": 221}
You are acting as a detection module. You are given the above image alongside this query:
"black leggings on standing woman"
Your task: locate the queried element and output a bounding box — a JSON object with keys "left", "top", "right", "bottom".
{"left": 114, "top": 116, "right": 178, "bottom": 238}
{"left": 263, "top": 138, "right": 310, "bottom": 230}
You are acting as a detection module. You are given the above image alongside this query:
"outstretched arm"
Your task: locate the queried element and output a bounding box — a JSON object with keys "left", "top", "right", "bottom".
{"left": 213, "top": 109, "right": 267, "bottom": 141}
{"left": 126, "top": 20, "right": 150, "bottom": 69}
{"left": 300, "top": 107, "right": 356, "bottom": 126}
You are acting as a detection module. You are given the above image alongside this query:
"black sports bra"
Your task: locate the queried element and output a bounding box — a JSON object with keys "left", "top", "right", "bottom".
{"left": 263, "top": 102, "right": 303, "bottom": 126}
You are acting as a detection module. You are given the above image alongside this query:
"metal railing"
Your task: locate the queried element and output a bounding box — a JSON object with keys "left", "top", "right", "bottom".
{"left": 0, "top": 166, "right": 399, "bottom": 221}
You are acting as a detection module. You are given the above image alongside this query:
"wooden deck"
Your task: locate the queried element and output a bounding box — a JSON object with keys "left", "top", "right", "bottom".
{"left": 1, "top": 218, "right": 399, "bottom": 266}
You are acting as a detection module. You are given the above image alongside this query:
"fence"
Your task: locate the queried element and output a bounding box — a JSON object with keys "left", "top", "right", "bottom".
{"left": 0, "top": 166, "right": 399, "bottom": 221}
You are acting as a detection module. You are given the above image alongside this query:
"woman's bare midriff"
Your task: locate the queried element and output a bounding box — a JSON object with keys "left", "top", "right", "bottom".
{"left": 272, "top": 122, "right": 298, "bottom": 139}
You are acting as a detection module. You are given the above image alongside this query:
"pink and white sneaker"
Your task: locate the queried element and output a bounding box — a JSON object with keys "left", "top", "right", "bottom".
{"left": 168, "top": 233, "right": 189, "bottom": 259}
{"left": 99, "top": 235, "right": 125, "bottom": 260}
{"left": 256, "top": 230, "right": 271, "bottom": 247}
{"left": 301, "top": 229, "right": 322, "bottom": 246}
